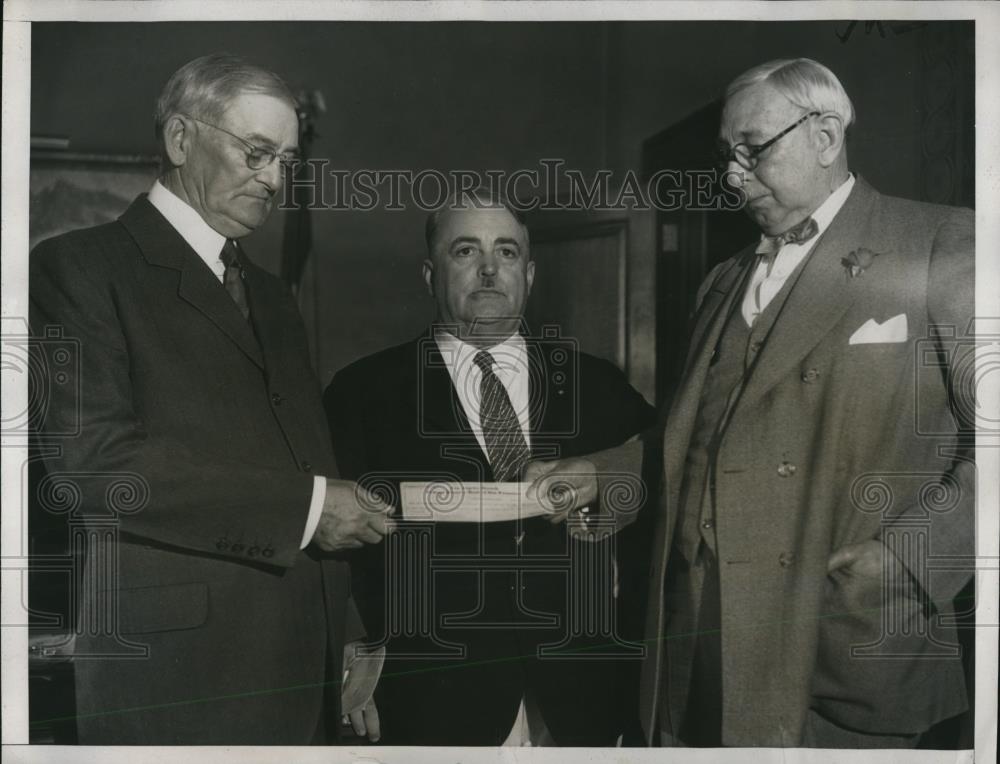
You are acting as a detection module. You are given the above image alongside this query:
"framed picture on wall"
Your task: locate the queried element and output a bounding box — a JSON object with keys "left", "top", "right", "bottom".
{"left": 29, "top": 152, "right": 160, "bottom": 250}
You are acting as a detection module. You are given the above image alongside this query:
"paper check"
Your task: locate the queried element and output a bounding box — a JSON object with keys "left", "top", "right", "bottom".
{"left": 400, "top": 481, "right": 556, "bottom": 522}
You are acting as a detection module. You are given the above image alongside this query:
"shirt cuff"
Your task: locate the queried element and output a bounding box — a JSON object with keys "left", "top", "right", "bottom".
{"left": 300, "top": 475, "right": 327, "bottom": 549}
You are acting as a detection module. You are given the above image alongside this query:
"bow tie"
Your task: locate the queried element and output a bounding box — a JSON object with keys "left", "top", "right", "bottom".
{"left": 754, "top": 217, "right": 819, "bottom": 260}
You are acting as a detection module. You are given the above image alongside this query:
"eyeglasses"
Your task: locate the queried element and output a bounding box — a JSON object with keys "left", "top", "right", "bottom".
{"left": 185, "top": 114, "right": 300, "bottom": 173}
{"left": 715, "top": 111, "right": 820, "bottom": 171}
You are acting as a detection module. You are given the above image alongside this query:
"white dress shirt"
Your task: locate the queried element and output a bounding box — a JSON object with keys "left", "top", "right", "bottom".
{"left": 741, "top": 174, "right": 856, "bottom": 327}
{"left": 147, "top": 181, "right": 326, "bottom": 548}
{"left": 433, "top": 328, "right": 532, "bottom": 457}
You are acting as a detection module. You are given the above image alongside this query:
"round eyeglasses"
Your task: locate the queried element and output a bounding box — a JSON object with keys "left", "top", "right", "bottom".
{"left": 715, "top": 111, "right": 820, "bottom": 171}
{"left": 185, "top": 114, "right": 300, "bottom": 173}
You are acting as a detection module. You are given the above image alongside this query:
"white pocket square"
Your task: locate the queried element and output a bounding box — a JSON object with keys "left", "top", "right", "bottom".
{"left": 849, "top": 313, "right": 908, "bottom": 345}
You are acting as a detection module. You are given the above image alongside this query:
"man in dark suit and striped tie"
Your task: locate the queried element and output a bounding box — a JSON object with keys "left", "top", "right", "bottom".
{"left": 323, "top": 188, "right": 656, "bottom": 745}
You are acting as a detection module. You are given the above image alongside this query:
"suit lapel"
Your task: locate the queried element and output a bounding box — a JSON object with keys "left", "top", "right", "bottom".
{"left": 685, "top": 255, "right": 753, "bottom": 372}
{"left": 526, "top": 340, "right": 574, "bottom": 457}
{"left": 119, "top": 196, "right": 264, "bottom": 368}
{"left": 242, "top": 260, "right": 291, "bottom": 380}
{"left": 735, "top": 178, "right": 879, "bottom": 412}
{"left": 414, "top": 331, "right": 491, "bottom": 474}
{"left": 418, "top": 334, "right": 472, "bottom": 433}
{"left": 663, "top": 253, "right": 755, "bottom": 490}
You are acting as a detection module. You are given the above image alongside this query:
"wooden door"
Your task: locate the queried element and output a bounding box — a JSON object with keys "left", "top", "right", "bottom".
{"left": 525, "top": 220, "right": 628, "bottom": 370}
{"left": 642, "top": 100, "right": 758, "bottom": 406}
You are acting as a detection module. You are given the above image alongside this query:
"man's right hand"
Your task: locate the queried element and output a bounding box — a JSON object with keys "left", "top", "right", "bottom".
{"left": 312, "top": 479, "right": 393, "bottom": 552}
{"left": 524, "top": 457, "right": 599, "bottom": 523}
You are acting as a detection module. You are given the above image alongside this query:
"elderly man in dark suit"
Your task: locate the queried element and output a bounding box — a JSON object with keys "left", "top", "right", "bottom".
{"left": 323, "top": 189, "right": 656, "bottom": 745}
{"left": 29, "top": 53, "right": 389, "bottom": 744}
{"left": 526, "top": 58, "right": 975, "bottom": 748}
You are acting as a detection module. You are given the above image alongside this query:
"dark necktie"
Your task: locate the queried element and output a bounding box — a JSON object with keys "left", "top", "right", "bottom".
{"left": 220, "top": 239, "right": 250, "bottom": 321}
{"left": 473, "top": 349, "right": 530, "bottom": 482}
{"left": 754, "top": 216, "right": 819, "bottom": 268}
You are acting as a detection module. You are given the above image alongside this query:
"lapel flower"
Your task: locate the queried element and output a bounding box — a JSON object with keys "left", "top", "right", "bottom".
{"left": 841, "top": 247, "right": 882, "bottom": 278}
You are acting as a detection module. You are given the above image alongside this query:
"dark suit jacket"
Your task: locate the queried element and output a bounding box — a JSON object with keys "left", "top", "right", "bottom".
{"left": 324, "top": 331, "right": 655, "bottom": 745}
{"left": 29, "top": 195, "right": 354, "bottom": 744}
{"left": 607, "top": 177, "right": 975, "bottom": 746}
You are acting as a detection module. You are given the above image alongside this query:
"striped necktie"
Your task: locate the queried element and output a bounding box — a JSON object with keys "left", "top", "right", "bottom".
{"left": 220, "top": 239, "right": 250, "bottom": 321}
{"left": 473, "top": 349, "right": 530, "bottom": 482}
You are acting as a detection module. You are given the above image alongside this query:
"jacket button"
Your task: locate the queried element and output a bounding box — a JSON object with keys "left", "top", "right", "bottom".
{"left": 271, "top": 392, "right": 283, "bottom": 406}
{"left": 301, "top": 461, "right": 312, "bottom": 472}
{"left": 779, "top": 552, "right": 795, "bottom": 568}
{"left": 701, "top": 519, "right": 715, "bottom": 530}
{"left": 231, "top": 543, "right": 245, "bottom": 553}
{"left": 215, "top": 538, "right": 229, "bottom": 551}
{"left": 262, "top": 547, "right": 275, "bottom": 559}
{"left": 777, "top": 461, "right": 797, "bottom": 478}
{"left": 247, "top": 546, "right": 260, "bottom": 557}
{"left": 801, "top": 368, "right": 819, "bottom": 383}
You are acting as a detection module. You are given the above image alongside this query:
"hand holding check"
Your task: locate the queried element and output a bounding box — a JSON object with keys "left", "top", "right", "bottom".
{"left": 313, "top": 479, "right": 393, "bottom": 552}
{"left": 523, "top": 457, "right": 599, "bottom": 525}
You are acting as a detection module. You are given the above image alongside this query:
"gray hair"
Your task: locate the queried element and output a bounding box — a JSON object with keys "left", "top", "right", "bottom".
{"left": 424, "top": 185, "right": 530, "bottom": 256}
{"left": 726, "top": 58, "right": 855, "bottom": 128}
{"left": 154, "top": 53, "right": 297, "bottom": 151}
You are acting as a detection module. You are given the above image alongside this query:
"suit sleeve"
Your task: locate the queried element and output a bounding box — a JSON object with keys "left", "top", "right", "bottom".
{"left": 580, "top": 360, "right": 660, "bottom": 530}
{"left": 877, "top": 208, "right": 976, "bottom": 609}
{"left": 30, "top": 235, "right": 314, "bottom": 568}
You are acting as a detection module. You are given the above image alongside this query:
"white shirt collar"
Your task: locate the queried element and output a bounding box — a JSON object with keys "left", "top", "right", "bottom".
{"left": 432, "top": 327, "right": 532, "bottom": 451}
{"left": 808, "top": 172, "right": 855, "bottom": 235}
{"left": 148, "top": 180, "right": 228, "bottom": 280}
{"left": 433, "top": 328, "right": 528, "bottom": 384}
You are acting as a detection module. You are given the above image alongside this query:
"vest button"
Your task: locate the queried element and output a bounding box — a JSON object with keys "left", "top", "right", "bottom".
{"left": 271, "top": 392, "right": 283, "bottom": 406}
{"left": 779, "top": 552, "right": 795, "bottom": 568}
{"left": 302, "top": 461, "right": 312, "bottom": 472}
{"left": 777, "top": 461, "right": 797, "bottom": 477}
{"left": 247, "top": 546, "right": 260, "bottom": 558}
{"left": 801, "top": 368, "right": 819, "bottom": 383}
{"left": 749, "top": 340, "right": 763, "bottom": 353}
{"left": 701, "top": 519, "right": 715, "bottom": 530}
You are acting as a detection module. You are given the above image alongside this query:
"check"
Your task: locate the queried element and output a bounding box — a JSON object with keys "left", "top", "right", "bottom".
{"left": 399, "top": 481, "right": 555, "bottom": 523}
